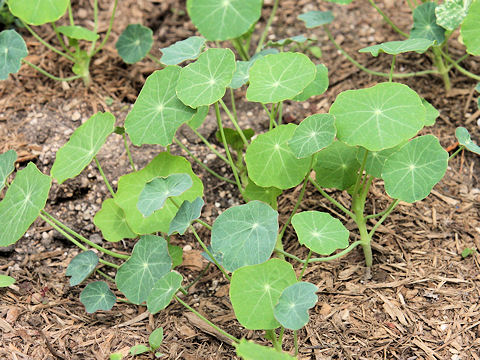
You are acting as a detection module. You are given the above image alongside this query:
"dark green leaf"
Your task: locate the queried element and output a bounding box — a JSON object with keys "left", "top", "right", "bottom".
{"left": 116, "top": 24, "right": 153, "bottom": 64}
{"left": 66, "top": 251, "right": 99, "bottom": 286}
{"left": 80, "top": 281, "right": 116, "bottom": 313}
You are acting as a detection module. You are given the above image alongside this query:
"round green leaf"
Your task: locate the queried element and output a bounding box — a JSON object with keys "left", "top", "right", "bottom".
{"left": 93, "top": 198, "right": 137, "bottom": 242}
{"left": 80, "top": 281, "right": 116, "bottom": 313}
{"left": 187, "top": 0, "right": 262, "bottom": 41}
{"left": 292, "top": 211, "right": 349, "bottom": 255}
{"left": 229, "top": 259, "right": 297, "bottom": 330}
{"left": 176, "top": 48, "right": 236, "bottom": 107}
{"left": 115, "top": 235, "right": 172, "bottom": 305}
{"left": 382, "top": 135, "right": 448, "bottom": 203}
{"left": 246, "top": 52, "right": 316, "bottom": 103}
{"left": 422, "top": 98, "right": 439, "bottom": 126}
{"left": 292, "top": 64, "right": 329, "bottom": 102}
{"left": 66, "top": 251, "right": 99, "bottom": 286}
{"left": 461, "top": 0, "right": 480, "bottom": 55}
{"left": 235, "top": 339, "right": 296, "bottom": 360}
{"left": 245, "top": 124, "right": 311, "bottom": 189}
{"left": 0, "top": 149, "right": 17, "bottom": 192}
{"left": 288, "top": 114, "right": 336, "bottom": 158}
{"left": 456, "top": 127, "right": 480, "bottom": 155}
{"left": 137, "top": 173, "right": 193, "bottom": 217}
{"left": 229, "top": 49, "right": 280, "bottom": 89}
{"left": 57, "top": 25, "right": 99, "bottom": 41}
{"left": 115, "top": 24, "right": 153, "bottom": 64}
{"left": 359, "top": 38, "right": 435, "bottom": 56}
{"left": 125, "top": 67, "right": 195, "bottom": 146}
{"left": 149, "top": 327, "right": 164, "bottom": 351}
{"left": 243, "top": 180, "right": 282, "bottom": 210}
{"left": 8, "top": 0, "right": 68, "bottom": 25}
{"left": 0, "top": 275, "right": 15, "bottom": 287}
{"left": 273, "top": 282, "right": 318, "bottom": 330}
{"left": 356, "top": 144, "right": 405, "bottom": 179}
{"left": 160, "top": 36, "right": 206, "bottom": 65}
{"left": 51, "top": 112, "right": 115, "bottom": 184}
{"left": 330, "top": 82, "right": 425, "bottom": 151}
{"left": 0, "top": 163, "right": 51, "bottom": 246}
{"left": 211, "top": 201, "right": 278, "bottom": 272}
{"left": 168, "top": 197, "right": 204, "bottom": 235}
{"left": 0, "top": 30, "right": 28, "bottom": 80}
{"left": 436, "top": 0, "right": 470, "bottom": 31}
{"left": 410, "top": 2, "right": 446, "bottom": 43}
{"left": 298, "top": 10, "right": 334, "bottom": 28}
{"left": 188, "top": 105, "right": 209, "bottom": 129}
{"left": 146, "top": 271, "right": 182, "bottom": 314}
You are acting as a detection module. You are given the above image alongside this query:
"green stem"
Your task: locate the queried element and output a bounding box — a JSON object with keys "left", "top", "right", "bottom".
{"left": 187, "top": 126, "right": 231, "bottom": 165}
{"left": 122, "top": 133, "right": 136, "bottom": 171}
{"left": 230, "top": 88, "right": 238, "bottom": 123}
{"left": 352, "top": 150, "right": 368, "bottom": 197}
{"left": 365, "top": 199, "right": 398, "bottom": 219}
{"left": 67, "top": 2, "right": 75, "bottom": 25}
{"left": 294, "top": 330, "right": 299, "bottom": 356}
{"left": 22, "top": 23, "right": 75, "bottom": 62}
{"left": 261, "top": 103, "right": 272, "bottom": 119}
{"left": 185, "top": 263, "right": 210, "bottom": 291}
{"left": 96, "top": 269, "right": 115, "bottom": 282}
{"left": 255, "top": 0, "right": 280, "bottom": 53}
{"left": 219, "top": 99, "right": 248, "bottom": 146}
{"left": 195, "top": 219, "right": 212, "bottom": 231}
{"left": 389, "top": 55, "right": 396, "bottom": 82}
{"left": 94, "top": 156, "right": 115, "bottom": 197}
{"left": 275, "top": 241, "right": 361, "bottom": 264}
{"left": 179, "top": 286, "right": 188, "bottom": 296}
{"left": 51, "top": 22, "right": 75, "bottom": 56}
{"left": 367, "top": 0, "right": 409, "bottom": 37}
{"left": 441, "top": 50, "right": 480, "bottom": 81}
{"left": 269, "top": 103, "right": 279, "bottom": 130}
{"left": 266, "top": 330, "right": 282, "bottom": 351}
{"left": 232, "top": 38, "right": 249, "bottom": 60}
{"left": 147, "top": 53, "right": 164, "bottom": 66}
{"left": 21, "top": 60, "right": 81, "bottom": 82}
{"left": 368, "top": 199, "right": 400, "bottom": 237}
{"left": 309, "top": 177, "right": 356, "bottom": 219}
{"left": 89, "top": 0, "right": 99, "bottom": 54}
{"left": 277, "top": 101, "right": 283, "bottom": 125}
{"left": 449, "top": 146, "right": 464, "bottom": 161}
{"left": 298, "top": 250, "right": 312, "bottom": 280}
{"left": 432, "top": 46, "right": 451, "bottom": 91}
{"left": 92, "top": 0, "right": 118, "bottom": 56}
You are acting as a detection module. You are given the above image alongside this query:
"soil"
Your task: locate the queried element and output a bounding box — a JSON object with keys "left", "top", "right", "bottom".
{"left": 1, "top": 0, "right": 480, "bottom": 359}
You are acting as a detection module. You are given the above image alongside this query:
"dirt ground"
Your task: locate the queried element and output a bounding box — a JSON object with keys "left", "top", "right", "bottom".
{"left": 1, "top": 0, "right": 480, "bottom": 359}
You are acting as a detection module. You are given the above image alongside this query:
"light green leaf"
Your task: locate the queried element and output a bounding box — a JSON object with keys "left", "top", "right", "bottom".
{"left": 51, "top": 112, "right": 115, "bottom": 184}
{"left": 57, "top": 25, "right": 99, "bottom": 41}
{"left": 187, "top": 0, "right": 263, "bottom": 41}
{"left": 330, "top": 82, "right": 425, "bottom": 151}
{"left": 115, "top": 235, "right": 172, "bottom": 305}
{"left": 382, "top": 135, "right": 448, "bottom": 203}
{"left": 235, "top": 339, "right": 296, "bottom": 360}
{"left": 229, "top": 49, "right": 280, "bottom": 89}
{"left": 66, "top": 251, "right": 99, "bottom": 286}
{"left": 230, "top": 259, "right": 297, "bottom": 330}
{"left": 410, "top": 2, "right": 445, "bottom": 43}
{"left": 359, "top": 38, "right": 435, "bottom": 56}
{"left": 435, "top": 0, "right": 470, "bottom": 31}
{"left": 149, "top": 327, "right": 164, "bottom": 351}
{"left": 461, "top": 0, "right": 480, "bottom": 55}
{"left": 313, "top": 140, "right": 359, "bottom": 190}
{"left": 274, "top": 282, "right": 318, "bottom": 330}
{"left": 356, "top": 144, "right": 405, "bottom": 179}
{"left": 115, "top": 24, "right": 153, "bottom": 64}
{"left": 125, "top": 67, "right": 195, "bottom": 146}
{"left": 114, "top": 153, "right": 203, "bottom": 235}
{"left": 211, "top": 201, "right": 278, "bottom": 272}
{"left": 109, "top": 353, "right": 123, "bottom": 360}
{"left": 0, "top": 163, "right": 51, "bottom": 246}
{"left": 245, "top": 124, "right": 311, "bottom": 189}
{"left": 456, "top": 127, "right": 480, "bottom": 155}
{"left": 168, "top": 244, "right": 183, "bottom": 268}
{"left": 246, "top": 52, "right": 316, "bottom": 103}
{"left": 243, "top": 180, "right": 282, "bottom": 210}
{"left": 93, "top": 198, "right": 137, "bottom": 242}
{"left": 80, "top": 281, "right": 116, "bottom": 313}
{"left": 160, "top": 36, "right": 206, "bottom": 65}
{"left": 176, "top": 48, "right": 236, "bottom": 108}
{"left": 0, "top": 275, "right": 15, "bottom": 287}
{"left": 0, "top": 30, "right": 28, "bottom": 80}
{"left": 298, "top": 10, "right": 334, "bottom": 28}
{"left": 8, "top": 0, "right": 69, "bottom": 25}
{"left": 0, "top": 149, "right": 17, "bottom": 191}
{"left": 292, "top": 64, "right": 329, "bottom": 102}
{"left": 288, "top": 114, "right": 336, "bottom": 158}
{"left": 422, "top": 98, "right": 439, "bottom": 126}
{"left": 188, "top": 105, "right": 209, "bottom": 129}
{"left": 137, "top": 173, "right": 193, "bottom": 217}
{"left": 292, "top": 211, "right": 349, "bottom": 255}
{"left": 146, "top": 271, "right": 182, "bottom": 314}
{"left": 129, "top": 345, "right": 150, "bottom": 356}
{"left": 168, "top": 197, "right": 204, "bottom": 235}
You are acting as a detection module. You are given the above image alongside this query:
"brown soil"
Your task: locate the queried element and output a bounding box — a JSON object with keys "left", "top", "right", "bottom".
{"left": 1, "top": 0, "right": 480, "bottom": 359}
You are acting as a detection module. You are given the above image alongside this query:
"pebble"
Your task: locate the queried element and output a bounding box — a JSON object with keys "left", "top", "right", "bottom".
{"left": 183, "top": 245, "right": 192, "bottom": 251}
{"left": 89, "top": 234, "right": 102, "bottom": 245}
{"left": 72, "top": 111, "right": 81, "bottom": 122}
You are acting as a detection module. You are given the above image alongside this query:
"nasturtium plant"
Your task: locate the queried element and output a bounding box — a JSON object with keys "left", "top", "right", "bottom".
{"left": 292, "top": 64, "right": 329, "bottom": 102}
{"left": 298, "top": 10, "right": 334, "bottom": 28}
{"left": 168, "top": 197, "right": 204, "bottom": 235}
{"left": 0, "top": 29, "right": 27, "bottom": 80}
{"left": 115, "top": 24, "right": 153, "bottom": 64}
{"left": 410, "top": 2, "right": 446, "bottom": 43}
{"left": 359, "top": 38, "right": 435, "bottom": 56}
{"left": 66, "top": 251, "right": 99, "bottom": 286}
{"left": 160, "top": 36, "right": 206, "bottom": 65}
{"left": 57, "top": 25, "right": 99, "bottom": 41}
{"left": 8, "top": 0, "right": 69, "bottom": 25}
{"left": 80, "top": 281, "right": 116, "bottom": 313}
{"left": 147, "top": 271, "right": 183, "bottom": 314}
{"left": 168, "top": 245, "right": 183, "bottom": 269}
{"left": 456, "top": 127, "right": 480, "bottom": 155}
{"left": 0, "top": 149, "right": 17, "bottom": 191}
{"left": 93, "top": 199, "right": 136, "bottom": 242}
{"left": 461, "top": 0, "right": 480, "bottom": 55}
{"left": 235, "top": 340, "right": 296, "bottom": 360}
{"left": 229, "top": 49, "right": 279, "bottom": 89}
{"left": 356, "top": 144, "right": 405, "bottom": 179}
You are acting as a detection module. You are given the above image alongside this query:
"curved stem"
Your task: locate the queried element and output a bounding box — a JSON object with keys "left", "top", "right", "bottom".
{"left": 275, "top": 241, "right": 362, "bottom": 264}
{"left": 94, "top": 156, "right": 115, "bottom": 197}
{"left": 232, "top": 38, "right": 249, "bottom": 60}
{"left": 389, "top": 55, "right": 396, "bottom": 82}
{"left": 147, "top": 52, "right": 164, "bottom": 66}
{"left": 367, "top": 0, "right": 408, "bottom": 37}
{"left": 195, "top": 219, "right": 212, "bottom": 231}
{"left": 449, "top": 145, "right": 464, "bottom": 161}
{"left": 219, "top": 99, "right": 248, "bottom": 147}
{"left": 368, "top": 199, "right": 400, "bottom": 237}
{"left": 432, "top": 46, "right": 451, "bottom": 91}
{"left": 51, "top": 22, "right": 75, "bottom": 56}
{"left": 22, "top": 23, "right": 76, "bottom": 62}
{"left": 256, "top": 0, "right": 280, "bottom": 53}
{"left": 92, "top": 0, "right": 118, "bottom": 56}
{"left": 21, "top": 59, "right": 81, "bottom": 82}
{"left": 365, "top": 199, "right": 398, "bottom": 219}
{"left": 230, "top": 88, "right": 238, "bottom": 123}
{"left": 298, "top": 250, "right": 312, "bottom": 280}
{"left": 96, "top": 269, "right": 115, "bottom": 282}
{"left": 309, "top": 177, "right": 356, "bottom": 219}
{"left": 187, "top": 125, "right": 231, "bottom": 165}
{"left": 184, "top": 263, "right": 210, "bottom": 291}
{"left": 122, "top": 133, "right": 136, "bottom": 171}
{"left": 441, "top": 49, "right": 480, "bottom": 81}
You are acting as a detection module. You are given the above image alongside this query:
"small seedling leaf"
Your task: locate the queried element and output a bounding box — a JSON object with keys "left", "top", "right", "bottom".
{"left": 93, "top": 198, "right": 137, "bottom": 242}
{"left": 57, "top": 25, "right": 99, "bottom": 41}
{"left": 8, "top": 0, "right": 68, "bottom": 25}
{"left": 114, "top": 153, "right": 203, "bottom": 234}
{"left": 274, "top": 282, "right": 318, "bottom": 330}
{"left": 0, "top": 163, "right": 51, "bottom": 246}
{"left": 456, "top": 127, "right": 480, "bottom": 155}
{"left": 116, "top": 24, "right": 153, "bottom": 64}
{"left": 187, "top": 0, "right": 262, "bottom": 40}
{"left": 149, "top": 327, "right": 164, "bottom": 351}
{"left": 461, "top": 0, "right": 480, "bottom": 55}
{"left": 243, "top": 180, "right": 282, "bottom": 209}
{"left": 160, "top": 36, "right": 206, "bottom": 65}
{"left": 211, "top": 201, "right": 278, "bottom": 272}
{"left": 435, "top": 0, "right": 471, "bottom": 31}
{"left": 115, "top": 235, "right": 172, "bottom": 304}
{"left": 129, "top": 345, "right": 150, "bottom": 356}
{"left": 382, "top": 135, "right": 448, "bottom": 203}
{"left": 168, "top": 244, "right": 183, "bottom": 268}
{"left": 176, "top": 48, "right": 236, "bottom": 107}
{"left": 168, "top": 197, "right": 204, "bottom": 235}
{"left": 0, "top": 275, "right": 15, "bottom": 287}
{"left": 246, "top": 52, "right": 316, "bottom": 103}
{"left": 245, "top": 124, "right": 311, "bottom": 189}
{"left": 0, "top": 149, "right": 17, "bottom": 192}
{"left": 188, "top": 105, "right": 209, "bottom": 129}
{"left": 125, "top": 67, "right": 195, "bottom": 146}
{"left": 356, "top": 144, "right": 404, "bottom": 179}
{"left": 292, "top": 64, "right": 329, "bottom": 102}
{"left": 137, "top": 173, "right": 193, "bottom": 217}
{"left": 80, "top": 281, "right": 116, "bottom": 313}
{"left": 292, "top": 211, "right": 349, "bottom": 255}
{"left": 359, "top": 38, "right": 434, "bottom": 56}
{"left": 215, "top": 128, "right": 255, "bottom": 152}
{"left": 330, "top": 82, "right": 425, "bottom": 151}
{"left": 0, "top": 30, "right": 27, "bottom": 80}
{"left": 230, "top": 259, "right": 297, "bottom": 330}
{"left": 66, "top": 251, "right": 99, "bottom": 286}
{"left": 146, "top": 271, "right": 182, "bottom": 314}
{"left": 51, "top": 112, "right": 115, "bottom": 184}
{"left": 109, "top": 353, "right": 123, "bottom": 360}
{"left": 288, "top": 114, "right": 336, "bottom": 158}
{"left": 410, "top": 2, "right": 446, "bottom": 43}
{"left": 422, "top": 99, "right": 439, "bottom": 126}
{"left": 461, "top": 247, "right": 476, "bottom": 258}
{"left": 298, "top": 10, "right": 334, "bottom": 28}
{"left": 235, "top": 339, "right": 296, "bottom": 360}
